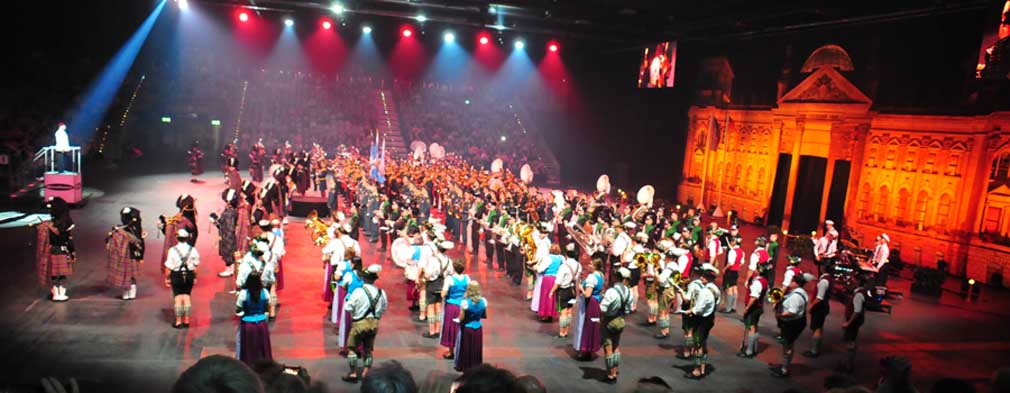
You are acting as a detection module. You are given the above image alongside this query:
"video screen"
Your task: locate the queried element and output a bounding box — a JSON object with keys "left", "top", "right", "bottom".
{"left": 638, "top": 41, "right": 677, "bottom": 88}
{"left": 977, "top": 1, "right": 1010, "bottom": 79}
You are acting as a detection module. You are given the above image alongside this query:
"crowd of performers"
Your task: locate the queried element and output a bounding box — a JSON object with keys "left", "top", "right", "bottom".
{"left": 32, "top": 138, "right": 895, "bottom": 384}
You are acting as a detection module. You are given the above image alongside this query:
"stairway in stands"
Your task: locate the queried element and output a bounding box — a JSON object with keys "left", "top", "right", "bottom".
{"left": 510, "top": 104, "right": 562, "bottom": 187}
{"left": 374, "top": 89, "right": 407, "bottom": 158}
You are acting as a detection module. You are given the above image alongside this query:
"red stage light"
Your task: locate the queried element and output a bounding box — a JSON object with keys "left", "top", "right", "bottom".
{"left": 402, "top": 28, "right": 413, "bottom": 37}
{"left": 322, "top": 20, "right": 332, "bottom": 30}
{"left": 479, "top": 36, "right": 489, "bottom": 45}
{"left": 238, "top": 11, "right": 249, "bottom": 22}
{"left": 548, "top": 43, "right": 559, "bottom": 52}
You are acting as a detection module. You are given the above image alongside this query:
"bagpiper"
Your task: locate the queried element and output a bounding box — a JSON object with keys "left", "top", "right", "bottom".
{"left": 106, "top": 206, "right": 145, "bottom": 300}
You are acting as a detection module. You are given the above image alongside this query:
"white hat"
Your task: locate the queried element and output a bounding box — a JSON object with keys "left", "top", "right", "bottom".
{"left": 632, "top": 244, "right": 645, "bottom": 254}
{"left": 176, "top": 228, "right": 190, "bottom": 238}
{"left": 635, "top": 231, "right": 649, "bottom": 242}
{"left": 258, "top": 219, "right": 271, "bottom": 227}
{"left": 825, "top": 219, "right": 835, "bottom": 226}
{"left": 658, "top": 239, "right": 675, "bottom": 250}
{"left": 565, "top": 242, "right": 575, "bottom": 252}
{"left": 623, "top": 222, "right": 637, "bottom": 229}
{"left": 701, "top": 263, "right": 720, "bottom": 276}
{"left": 271, "top": 219, "right": 281, "bottom": 227}
{"left": 617, "top": 267, "right": 632, "bottom": 279}
{"left": 342, "top": 223, "right": 352, "bottom": 233}
{"left": 367, "top": 264, "right": 382, "bottom": 274}
{"left": 880, "top": 233, "right": 890, "bottom": 242}
{"left": 438, "top": 240, "right": 455, "bottom": 250}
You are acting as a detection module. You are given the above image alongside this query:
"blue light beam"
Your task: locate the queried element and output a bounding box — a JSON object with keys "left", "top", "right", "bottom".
{"left": 65, "top": 0, "right": 167, "bottom": 140}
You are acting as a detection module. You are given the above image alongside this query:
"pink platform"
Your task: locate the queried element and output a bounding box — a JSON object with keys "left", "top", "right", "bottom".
{"left": 44, "top": 172, "right": 82, "bottom": 204}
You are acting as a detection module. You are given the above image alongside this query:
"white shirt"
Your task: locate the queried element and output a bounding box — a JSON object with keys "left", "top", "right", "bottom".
{"left": 600, "top": 283, "right": 633, "bottom": 317}
{"left": 748, "top": 278, "right": 764, "bottom": 299}
{"left": 691, "top": 282, "right": 720, "bottom": 317}
{"left": 706, "top": 237, "right": 722, "bottom": 261}
{"left": 611, "top": 232, "right": 630, "bottom": 257}
{"left": 344, "top": 284, "right": 388, "bottom": 320}
{"left": 781, "top": 287, "right": 808, "bottom": 316}
{"left": 164, "top": 243, "right": 199, "bottom": 271}
{"left": 815, "top": 276, "right": 830, "bottom": 301}
{"left": 340, "top": 235, "right": 361, "bottom": 258}
{"left": 535, "top": 235, "right": 552, "bottom": 264}
{"left": 872, "top": 242, "right": 890, "bottom": 270}
{"left": 852, "top": 290, "right": 866, "bottom": 314}
{"left": 267, "top": 231, "right": 286, "bottom": 259}
{"left": 748, "top": 247, "right": 766, "bottom": 272}
{"left": 782, "top": 267, "right": 800, "bottom": 288}
{"left": 54, "top": 127, "right": 71, "bottom": 152}
{"left": 583, "top": 272, "right": 602, "bottom": 292}
{"left": 424, "top": 253, "right": 451, "bottom": 281}
{"left": 237, "top": 252, "right": 276, "bottom": 288}
{"left": 556, "top": 258, "right": 581, "bottom": 288}
{"left": 322, "top": 237, "right": 346, "bottom": 266}
{"left": 726, "top": 247, "right": 742, "bottom": 269}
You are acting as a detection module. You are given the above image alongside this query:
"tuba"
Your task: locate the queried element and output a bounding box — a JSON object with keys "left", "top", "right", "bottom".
{"left": 305, "top": 210, "right": 331, "bottom": 246}
{"left": 767, "top": 287, "right": 784, "bottom": 303}
{"left": 518, "top": 223, "right": 538, "bottom": 262}
{"left": 568, "top": 223, "right": 598, "bottom": 254}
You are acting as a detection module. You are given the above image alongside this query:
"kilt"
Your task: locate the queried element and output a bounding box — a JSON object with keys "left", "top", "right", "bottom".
{"left": 107, "top": 259, "right": 140, "bottom": 290}
{"left": 742, "top": 305, "right": 764, "bottom": 328}
{"left": 602, "top": 315, "right": 626, "bottom": 348}
{"left": 454, "top": 326, "right": 483, "bottom": 372}
{"left": 45, "top": 254, "right": 74, "bottom": 279}
{"left": 779, "top": 317, "right": 807, "bottom": 345}
{"left": 348, "top": 317, "right": 379, "bottom": 352}
{"left": 843, "top": 313, "right": 865, "bottom": 341}
{"left": 170, "top": 270, "right": 196, "bottom": 296}
{"left": 440, "top": 303, "right": 461, "bottom": 347}
{"left": 237, "top": 320, "right": 273, "bottom": 366}
{"left": 722, "top": 269, "right": 739, "bottom": 290}
{"left": 425, "top": 278, "right": 444, "bottom": 305}
{"left": 536, "top": 275, "right": 558, "bottom": 318}
{"left": 556, "top": 286, "right": 577, "bottom": 311}
{"left": 809, "top": 301, "right": 830, "bottom": 331}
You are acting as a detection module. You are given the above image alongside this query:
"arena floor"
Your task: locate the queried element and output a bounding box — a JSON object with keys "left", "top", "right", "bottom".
{"left": 0, "top": 171, "right": 1008, "bottom": 392}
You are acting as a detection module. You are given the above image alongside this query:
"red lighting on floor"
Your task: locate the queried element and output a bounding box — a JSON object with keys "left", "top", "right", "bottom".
{"left": 238, "top": 11, "right": 249, "bottom": 22}
{"left": 321, "top": 20, "right": 332, "bottom": 30}
{"left": 548, "top": 43, "right": 559, "bottom": 52}
{"left": 402, "top": 28, "right": 413, "bottom": 37}
{"left": 479, "top": 36, "right": 489, "bottom": 45}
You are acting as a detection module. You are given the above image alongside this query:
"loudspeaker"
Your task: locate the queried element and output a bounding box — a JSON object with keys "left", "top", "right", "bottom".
{"left": 911, "top": 267, "right": 944, "bottom": 297}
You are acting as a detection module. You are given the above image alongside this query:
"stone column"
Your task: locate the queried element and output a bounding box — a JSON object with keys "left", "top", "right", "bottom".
{"left": 781, "top": 119, "right": 805, "bottom": 233}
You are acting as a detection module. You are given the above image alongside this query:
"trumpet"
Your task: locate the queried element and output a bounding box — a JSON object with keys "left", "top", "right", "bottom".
{"left": 767, "top": 287, "right": 784, "bottom": 303}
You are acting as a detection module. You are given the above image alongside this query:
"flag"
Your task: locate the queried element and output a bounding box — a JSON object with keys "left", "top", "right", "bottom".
{"left": 708, "top": 113, "right": 721, "bottom": 151}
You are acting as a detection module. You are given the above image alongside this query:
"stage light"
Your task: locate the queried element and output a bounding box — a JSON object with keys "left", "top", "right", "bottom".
{"left": 177, "top": 0, "right": 189, "bottom": 11}
{"left": 416, "top": 14, "right": 427, "bottom": 23}
{"left": 968, "top": 278, "right": 976, "bottom": 286}
{"left": 514, "top": 40, "right": 524, "bottom": 50}
{"left": 500, "top": 135, "right": 507, "bottom": 142}
{"left": 161, "top": 116, "right": 172, "bottom": 123}
{"left": 238, "top": 11, "right": 249, "bottom": 22}
{"left": 322, "top": 20, "right": 332, "bottom": 30}
{"left": 284, "top": 18, "right": 294, "bottom": 27}
{"left": 479, "top": 35, "right": 489, "bottom": 45}
{"left": 330, "top": 2, "right": 345, "bottom": 14}
{"left": 488, "top": 6, "right": 497, "bottom": 14}
{"left": 465, "top": 99, "right": 471, "bottom": 105}
{"left": 362, "top": 26, "right": 372, "bottom": 34}
{"left": 493, "top": 24, "right": 505, "bottom": 31}
{"left": 548, "top": 43, "right": 559, "bottom": 52}
{"left": 211, "top": 119, "right": 221, "bottom": 126}
{"left": 443, "top": 32, "right": 455, "bottom": 43}
{"left": 402, "top": 28, "right": 413, "bottom": 37}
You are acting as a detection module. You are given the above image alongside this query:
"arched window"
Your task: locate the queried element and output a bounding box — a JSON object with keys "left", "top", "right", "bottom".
{"left": 858, "top": 183, "right": 873, "bottom": 219}
{"left": 991, "top": 150, "right": 1010, "bottom": 184}
{"left": 867, "top": 145, "right": 879, "bottom": 167}
{"left": 876, "top": 185, "right": 890, "bottom": 222}
{"left": 744, "top": 165, "right": 753, "bottom": 195}
{"left": 734, "top": 164, "right": 742, "bottom": 192}
{"left": 885, "top": 141, "right": 899, "bottom": 169}
{"left": 757, "top": 168, "right": 766, "bottom": 196}
{"left": 915, "top": 190, "right": 929, "bottom": 230}
{"left": 936, "top": 194, "right": 952, "bottom": 230}
{"left": 903, "top": 145, "right": 919, "bottom": 171}
{"left": 896, "top": 188, "right": 910, "bottom": 224}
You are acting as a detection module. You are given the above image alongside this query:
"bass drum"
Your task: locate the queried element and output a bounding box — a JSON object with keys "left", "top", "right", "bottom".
{"left": 391, "top": 237, "right": 413, "bottom": 269}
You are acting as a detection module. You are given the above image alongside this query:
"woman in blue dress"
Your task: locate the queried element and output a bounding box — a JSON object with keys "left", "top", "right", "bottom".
{"left": 440, "top": 260, "right": 469, "bottom": 359}
{"left": 572, "top": 254, "right": 605, "bottom": 360}
{"left": 236, "top": 273, "right": 272, "bottom": 365}
{"left": 454, "top": 280, "right": 487, "bottom": 372}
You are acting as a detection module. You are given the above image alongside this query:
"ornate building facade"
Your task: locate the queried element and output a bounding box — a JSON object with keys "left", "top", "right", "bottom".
{"left": 678, "top": 45, "right": 1010, "bottom": 286}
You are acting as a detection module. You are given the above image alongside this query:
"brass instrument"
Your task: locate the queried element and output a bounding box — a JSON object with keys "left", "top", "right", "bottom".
{"left": 568, "top": 223, "right": 598, "bottom": 254}
{"left": 635, "top": 252, "right": 660, "bottom": 271}
{"left": 305, "top": 210, "right": 331, "bottom": 246}
{"left": 767, "top": 287, "right": 784, "bottom": 303}
{"left": 518, "top": 223, "right": 538, "bottom": 262}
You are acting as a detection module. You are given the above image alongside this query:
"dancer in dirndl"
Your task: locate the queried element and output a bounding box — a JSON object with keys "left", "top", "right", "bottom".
{"left": 337, "top": 256, "right": 364, "bottom": 353}
{"left": 454, "top": 281, "right": 487, "bottom": 372}
{"left": 572, "top": 254, "right": 605, "bottom": 360}
{"left": 534, "top": 244, "right": 563, "bottom": 322}
{"left": 440, "top": 259, "right": 469, "bottom": 359}
{"left": 236, "top": 272, "right": 272, "bottom": 366}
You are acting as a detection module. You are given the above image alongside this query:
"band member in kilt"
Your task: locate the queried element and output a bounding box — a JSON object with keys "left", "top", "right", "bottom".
{"left": 36, "top": 197, "right": 76, "bottom": 302}
{"left": 214, "top": 189, "right": 241, "bottom": 278}
{"left": 572, "top": 254, "right": 605, "bottom": 360}
{"left": 106, "top": 206, "right": 145, "bottom": 300}
{"left": 803, "top": 264, "right": 834, "bottom": 358}
{"left": 164, "top": 229, "right": 199, "bottom": 328}
{"left": 738, "top": 262, "right": 771, "bottom": 358}
{"left": 454, "top": 280, "right": 487, "bottom": 372}
{"left": 188, "top": 140, "right": 204, "bottom": 183}
{"left": 600, "top": 268, "right": 634, "bottom": 384}
{"left": 160, "top": 194, "right": 198, "bottom": 275}
{"left": 837, "top": 278, "right": 869, "bottom": 374}
{"left": 342, "top": 264, "right": 388, "bottom": 383}
{"left": 249, "top": 140, "right": 265, "bottom": 183}
{"left": 549, "top": 243, "right": 582, "bottom": 338}
{"left": 771, "top": 272, "right": 814, "bottom": 377}
{"left": 440, "top": 259, "right": 470, "bottom": 359}
{"left": 685, "top": 264, "right": 720, "bottom": 380}
{"left": 235, "top": 270, "right": 272, "bottom": 366}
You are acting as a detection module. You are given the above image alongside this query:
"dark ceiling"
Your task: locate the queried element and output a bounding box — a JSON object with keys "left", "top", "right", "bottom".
{"left": 199, "top": 0, "right": 990, "bottom": 45}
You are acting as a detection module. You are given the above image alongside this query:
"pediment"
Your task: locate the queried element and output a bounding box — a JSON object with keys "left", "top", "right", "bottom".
{"left": 778, "top": 67, "right": 871, "bottom": 105}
